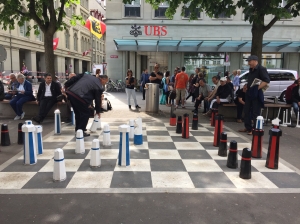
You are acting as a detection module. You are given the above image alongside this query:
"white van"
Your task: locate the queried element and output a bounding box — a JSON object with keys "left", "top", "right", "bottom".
{"left": 239, "top": 69, "right": 298, "bottom": 101}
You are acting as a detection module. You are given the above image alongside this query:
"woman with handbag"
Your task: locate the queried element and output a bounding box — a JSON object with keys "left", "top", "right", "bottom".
{"left": 160, "top": 71, "right": 170, "bottom": 105}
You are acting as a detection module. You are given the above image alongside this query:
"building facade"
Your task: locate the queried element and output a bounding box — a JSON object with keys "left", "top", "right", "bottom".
{"left": 0, "top": 0, "right": 106, "bottom": 79}
{"left": 106, "top": 0, "right": 300, "bottom": 84}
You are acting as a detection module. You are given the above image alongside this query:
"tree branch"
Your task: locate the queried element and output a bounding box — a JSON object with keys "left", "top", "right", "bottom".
{"left": 42, "top": 2, "right": 49, "bottom": 28}
{"left": 57, "top": 0, "right": 67, "bottom": 30}
{"left": 264, "top": 0, "right": 297, "bottom": 32}
{"left": 28, "top": 0, "right": 45, "bottom": 31}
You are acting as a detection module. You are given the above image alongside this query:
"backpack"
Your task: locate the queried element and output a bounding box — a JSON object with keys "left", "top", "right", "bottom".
{"left": 103, "top": 98, "right": 112, "bottom": 111}
{"left": 107, "top": 99, "right": 112, "bottom": 110}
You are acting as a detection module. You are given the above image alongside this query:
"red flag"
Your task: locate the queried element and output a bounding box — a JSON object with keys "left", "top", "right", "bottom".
{"left": 53, "top": 38, "right": 59, "bottom": 50}
{"left": 82, "top": 49, "right": 91, "bottom": 56}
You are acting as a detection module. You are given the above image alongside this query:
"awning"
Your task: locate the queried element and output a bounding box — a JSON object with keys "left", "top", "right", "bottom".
{"left": 113, "top": 39, "right": 300, "bottom": 52}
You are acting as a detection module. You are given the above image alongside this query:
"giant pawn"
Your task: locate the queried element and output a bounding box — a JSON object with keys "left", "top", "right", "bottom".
{"left": 22, "top": 120, "right": 37, "bottom": 165}
{"left": 239, "top": 148, "right": 252, "bottom": 179}
{"left": 75, "top": 129, "right": 85, "bottom": 154}
{"left": 134, "top": 117, "right": 143, "bottom": 145}
{"left": 53, "top": 148, "right": 66, "bottom": 181}
{"left": 227, "top": 141, "right": 238, "bottom": 169}
{"left": 103, "top": 124, "right": 111, "bottom": 146}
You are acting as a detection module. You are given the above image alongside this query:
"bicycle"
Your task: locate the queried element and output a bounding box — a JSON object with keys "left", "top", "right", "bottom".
{"left": 106, "top": 79, "right": 125, "bottom": 92}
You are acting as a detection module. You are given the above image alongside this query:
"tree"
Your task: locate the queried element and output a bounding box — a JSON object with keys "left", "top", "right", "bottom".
{"left": 125, "top": 0, "right": 300, "bottom": 63}
{"left": 0, "top": 0, "right": 83, "bottom": 78}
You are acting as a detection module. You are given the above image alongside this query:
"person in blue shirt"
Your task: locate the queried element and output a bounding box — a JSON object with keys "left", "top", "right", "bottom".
{"left": 140, "top": 68, "right": 149, "bottom": 100}
{"left": 10, "top": 73, "right": 35, "bottom": 120}
{"left": 5, "top": 73, "right": 19, "bottom": 100}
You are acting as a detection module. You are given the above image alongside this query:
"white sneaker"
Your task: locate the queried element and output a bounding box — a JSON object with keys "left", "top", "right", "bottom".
{"left": 20, "top": 112, "right": 25, "bottom": 119}
{"left": 14, "top": 115, "right": 21, "bottom": 120}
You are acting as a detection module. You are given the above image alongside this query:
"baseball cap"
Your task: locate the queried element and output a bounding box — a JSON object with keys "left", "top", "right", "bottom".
{"left": 246, "top": 55, "right": 258, "bottom": 61}
{"left": 220, "top": 77, "right": 227, "bottom": 82}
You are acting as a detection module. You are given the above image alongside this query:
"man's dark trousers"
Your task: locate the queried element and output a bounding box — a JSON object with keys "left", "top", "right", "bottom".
{"left": 68, "top": 95, "right": 90, "bottom": 132}
{"left": 243, "top": 93, "right": 262, "bottom": 131}
{"left": 38, "top": 97, "right": 57, "bottom": 122}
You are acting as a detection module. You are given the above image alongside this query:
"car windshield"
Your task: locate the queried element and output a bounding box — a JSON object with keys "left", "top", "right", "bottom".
{"left": 240, "top": 73, "right": 248, "bottom": 83}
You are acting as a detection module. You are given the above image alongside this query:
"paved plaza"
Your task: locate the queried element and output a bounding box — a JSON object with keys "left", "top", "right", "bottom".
{"left": 1, "top": 92, "right": 300, "bottom": 223}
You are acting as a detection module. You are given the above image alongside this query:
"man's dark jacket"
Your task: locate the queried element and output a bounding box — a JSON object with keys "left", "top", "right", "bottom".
{"left": 66, "top": 74, "right": 103, "bottom": 113}
{"left": 37, "top": 81, "right": 61, "bottom": 102}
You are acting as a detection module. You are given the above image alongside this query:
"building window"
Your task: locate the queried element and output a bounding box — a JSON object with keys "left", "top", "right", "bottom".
{"left": 124, "top": 0, "right": 141, "bottom": 17}
{"left": 92, "top": 38, "right": 95, "bottom": 48}
{"left": 19, "top": 22, "right": 27, "bottom": 37}
{"left": 81, "top": 37, "right": 84, "bottom": 52}
{"left": 65, "top": 30, "right": 70, "bottom": 49}
{"left": 155, "top": 2, "right": 169, "bottom": 18}
{"left": 214, "top": 11, "right": 230, "bottom": 18}
{"left": 184, "top": 7, "right": 201, "bottom": 18}
{"left": 36, "top": 26, "right": 43, "bottom": 41}
{"left": 74, "top": 33, "right": 78, "bottom": 51}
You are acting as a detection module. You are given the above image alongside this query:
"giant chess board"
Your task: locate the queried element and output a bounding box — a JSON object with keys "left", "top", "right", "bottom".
{"left": 0, "top": 118, "right": 300, "bottom": 193}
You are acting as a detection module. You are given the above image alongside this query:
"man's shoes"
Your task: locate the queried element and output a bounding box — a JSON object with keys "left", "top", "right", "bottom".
{"left": 142, "top": 98, "right": 145, "bottom": 100}
{"left": 32, "top": 117, "right": 41, "bottom": 124}
{"left": 136, "top": 105, "right": 141, "bottom": 109}
{"left": 20, "top": 112, "right": 25, "bottom": 119}
{"left": 83, "top": 132, "right": 90, "bottom": 137}
{"left": 238, "top": 128, "right": 248, "bottom": 132}
{"left": 247, "top": 131, "right": 253, "bottom": 135}
{"left": 175, "top": 105, "right": 178, "bottom": 109}
{"left": 129, "top": 105, "right": 131, "bottom": 109}
{"left": 237, "top": 119, "right": 242, "bottom": 123}
{"left": 14, "top": 115, "right": 21, "bottom": 120}
{"left": 182, "top": 106, "right": 186, "bottom": 109}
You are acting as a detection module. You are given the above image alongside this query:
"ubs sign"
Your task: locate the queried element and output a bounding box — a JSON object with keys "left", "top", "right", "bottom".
{"left": 130, "top": 24, "right": 167, "bottom": 37}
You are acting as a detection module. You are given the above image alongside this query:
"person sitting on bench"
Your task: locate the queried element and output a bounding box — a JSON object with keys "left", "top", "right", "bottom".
{"left": 32, "top": 73, "right": 62, "bottom": 124}
{"left": 205, "top": 76, "right": 232, "bottom": 116}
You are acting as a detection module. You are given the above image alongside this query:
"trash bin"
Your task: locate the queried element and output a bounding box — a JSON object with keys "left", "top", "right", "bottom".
{"left": 146, "top": 83, "right": 159, "bottom": 113}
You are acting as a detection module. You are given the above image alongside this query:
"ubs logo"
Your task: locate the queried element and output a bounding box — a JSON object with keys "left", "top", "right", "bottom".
{"left": 130, "top": 24, "right": 142, "bottom": 37}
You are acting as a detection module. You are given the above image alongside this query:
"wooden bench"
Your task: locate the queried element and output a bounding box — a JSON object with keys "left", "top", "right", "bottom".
{"left": 0, "top": 100, "right": 68, "bottom": 118}
{"left": 218, "top": 102, "right": 292, "bottom": 120}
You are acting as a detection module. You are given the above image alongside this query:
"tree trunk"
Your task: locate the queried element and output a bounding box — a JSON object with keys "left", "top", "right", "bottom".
{"left": 44, "top": 31, "right": 56, "bottom": 79}
{"left": 251, "top": 20, "right": 265, "bottom": 64}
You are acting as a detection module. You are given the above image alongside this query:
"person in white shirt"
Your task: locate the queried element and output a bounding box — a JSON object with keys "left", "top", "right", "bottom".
{"left": 33, "top": 74, "right": 62, "bottom": 124}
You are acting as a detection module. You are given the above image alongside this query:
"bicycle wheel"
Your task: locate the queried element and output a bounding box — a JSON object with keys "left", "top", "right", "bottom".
{"left": 106, "top": 84, "right": 113, "bottom": 92}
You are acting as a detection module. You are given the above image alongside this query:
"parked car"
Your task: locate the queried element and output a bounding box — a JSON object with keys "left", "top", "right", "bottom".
{"left": 239, "top": 69, "right": 298, "bottom": 101}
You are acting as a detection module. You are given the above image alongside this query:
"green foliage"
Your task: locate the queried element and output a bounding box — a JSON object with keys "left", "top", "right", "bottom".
{"left": 124, "top": 0, "right": 300, "bottom": 26}
{"left": 0, "top": 0, "right": 82, "bottom": 35}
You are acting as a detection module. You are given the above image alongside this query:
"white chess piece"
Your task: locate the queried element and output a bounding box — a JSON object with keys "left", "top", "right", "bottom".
{"left": 54, "top": 109, "right": 61, "bottom": 135}
{"left": 22, "top": 120, "right": 37, "bottom": 165}
{"left": 103, "top": 124, "right": 111, "bottom": 146}
{"left": 129, "top": 119, "right": 134, "bottom": 139}
{"left": 53, "top": 148, "right": 66, "bottom": 181}
{"left": 118, "top": 125, "right": 130, "bottom": 166}
{"left": 90, "top": 139, "right": 101, "bottom": 167}
{"left": 90, "top": 114, "right": 99, "bottom": 133}
{"left": 75, "top": 129, "right": 85, "bottom": 154}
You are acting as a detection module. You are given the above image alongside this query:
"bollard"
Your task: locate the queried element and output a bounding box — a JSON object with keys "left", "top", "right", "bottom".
{"left": 218, "top": 132, "right": 227, "bottom": 157}
{"left": 75, "top": 129, "right": 85, "bottom": 154}
{"left": 239, "top": 148, "right": 252, "bottom": 179}
{"left": 129, "top": 119, "right": 134, "bottom": 139}
{"left": 210, "top": 109, "right": 218, "bottom": 127}
{"left": 176, "top": 115, "right": 182, "bottom": 134}
{"left": 71, "top": 107, "right": 75, "bottom": 126}
{"left": 227, "top": 140, "right": 238, "bottom": 169}
{"left": 22, "top": 120, "right": 37, "bottom": 165}
{"left": 53, "top": 148, "right": 66, "bottom": 182}
{"left": 265, "top": 128, "right": 282, "bottom": 169}
{"left": 251, "top": 129, "right": 264, "bottom": 158}
{"left": 54, "top": 109, "right": 61, "bottom": 135}
{"left": 170, "top": 114, "right": 176, "bottom": 126}
{"left": 192, "top": 114, "right": 198, "bottom": 130}
{"left": 97, "top": 118, "right": 102, "bottom": 130}
{"left": 18, "top": 123, "right": 24, "bottom": 145}
{"left": 213, "top": 114, "right": 224, "bottom": 147}
{"left": 90, "top": 114, "right": 99, "bottom": 133}
{"left": 103, "top": 124, "right": 111, "bottom": 146}
{"left": 118, "top": 125, "right": 130, "bottom": 166}
{"left": 35, "top": 125, "right": 43, "bottom": 155}
{"left": 182, "top": 113, "right": 189, "bottom": 139}
{"left": 134, "top": 117, "right": 143, "bottom": 145}
{"left": 90, "top": 139, "right": 101, "bottom": 167}
{"left": 1, "top": 124, "right": 11, "bottom": 146}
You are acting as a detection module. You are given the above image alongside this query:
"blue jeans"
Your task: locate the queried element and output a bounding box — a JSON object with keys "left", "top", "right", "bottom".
{"left": 10, "top": 95, "right": 32, "bottom": 116}
{"left": 292, "top": 102, "right": 299, "bottom": 116}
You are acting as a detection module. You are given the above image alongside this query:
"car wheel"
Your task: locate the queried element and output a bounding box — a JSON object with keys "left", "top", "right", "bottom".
{"left": 279, "top": 91, "right": 286, "bottom": 102}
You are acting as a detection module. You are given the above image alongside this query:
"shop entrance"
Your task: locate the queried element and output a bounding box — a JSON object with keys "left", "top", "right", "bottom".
{"left": 138, "top": 52, "right": 169, "bottom": 73}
